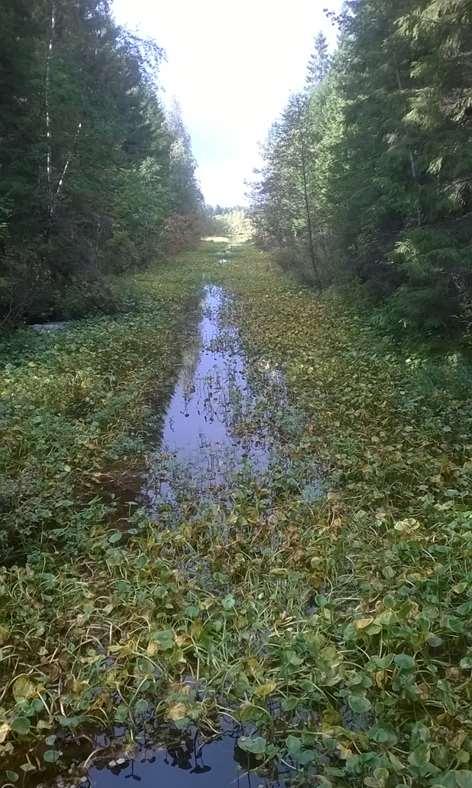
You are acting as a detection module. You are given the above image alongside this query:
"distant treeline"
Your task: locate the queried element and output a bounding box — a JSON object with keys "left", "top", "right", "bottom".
{"left": 251, "top": 0, "right": 472, "bottom": 335}
{"left": 207, "top": 206, "right": 253, "bottom": 242}
{"left": 0, "top": 0, "right": 204, "bottom": 323}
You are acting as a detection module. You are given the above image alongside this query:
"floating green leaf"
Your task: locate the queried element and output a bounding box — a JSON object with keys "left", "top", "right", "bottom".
{"left": 238, "top": 736, "right": 267, "bottom": 755}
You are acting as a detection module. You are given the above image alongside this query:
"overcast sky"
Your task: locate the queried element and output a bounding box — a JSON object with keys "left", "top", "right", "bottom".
{"left": 112, "top": 0, "right": 342, "bottom": 206}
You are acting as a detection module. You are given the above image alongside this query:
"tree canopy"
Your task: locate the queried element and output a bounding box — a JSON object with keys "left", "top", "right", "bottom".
{"left": 0, "top": 0, "right": 204, "bottom": 322}
{"left": 251, "top": 0, "right": 472, "bottom": 334}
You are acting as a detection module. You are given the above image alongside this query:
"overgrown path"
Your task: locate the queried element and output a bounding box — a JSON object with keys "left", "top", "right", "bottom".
{"left": 1, "top": 242, "right": 472, "bottom": 787}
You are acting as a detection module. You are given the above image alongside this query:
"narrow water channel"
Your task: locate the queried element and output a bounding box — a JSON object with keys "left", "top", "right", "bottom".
{"left": 142, "top": 284, "right": 276, "bottom": 513}
{"left": 75, "top": 286, "right": 287, "bottom": 788}
{"left": 34, "top": 283, "right": 295, "bottom": 788}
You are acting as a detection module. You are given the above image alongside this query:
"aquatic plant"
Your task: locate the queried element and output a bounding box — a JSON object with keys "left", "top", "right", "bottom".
{"left": 1, "top": 242, "right": 472, "bottom": 786}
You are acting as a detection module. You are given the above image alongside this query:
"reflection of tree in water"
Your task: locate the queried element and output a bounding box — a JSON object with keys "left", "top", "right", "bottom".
{"left": 97, "top": 729, "right": 282, "bottom": 786}
{"left": 177, "top": 329, "right": 202, "bottom": 415}
{"left": 142, "top": 284, "right": 284, "bottom": 513}
{"left": 165, "top": 729, "right": 211, "bottom": 774}
{"left": 163, "top": 730, "right": 282, "bottom": 786}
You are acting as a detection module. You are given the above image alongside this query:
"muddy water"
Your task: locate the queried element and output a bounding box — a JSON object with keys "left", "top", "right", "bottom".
{"left": 142, "top": 284, "right": 276, "bottom": 512}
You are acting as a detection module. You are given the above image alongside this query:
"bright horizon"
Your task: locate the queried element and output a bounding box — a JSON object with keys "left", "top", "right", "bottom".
{"left": 112, "top": 0, "right": 342, "bottom": 206}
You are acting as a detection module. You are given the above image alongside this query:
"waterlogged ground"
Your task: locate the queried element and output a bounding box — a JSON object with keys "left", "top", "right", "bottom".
{"left": 1, "top": 242, "right": 472, "bottom": 788}
{"left": 142, "top": 283, "right": 278, "bottom": 512}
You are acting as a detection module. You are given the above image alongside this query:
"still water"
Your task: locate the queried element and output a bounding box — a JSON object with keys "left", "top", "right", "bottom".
{"left": 36, "top": 284, "right": 290, "bottom": 787}
{"left": 86, "top": 730, "right": 283, "bottom": 787}
{"left": 142, "top": 284, "right": 276, "bottom": 512}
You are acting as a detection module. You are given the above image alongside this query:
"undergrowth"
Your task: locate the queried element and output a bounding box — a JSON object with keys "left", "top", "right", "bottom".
{"left": 1, "top": 243, "right": 472, "bottom": 787}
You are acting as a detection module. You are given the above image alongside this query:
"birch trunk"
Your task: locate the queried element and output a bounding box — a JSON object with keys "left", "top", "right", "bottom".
{"left": 45, "top": 1, "right": 56, "bottom": 219}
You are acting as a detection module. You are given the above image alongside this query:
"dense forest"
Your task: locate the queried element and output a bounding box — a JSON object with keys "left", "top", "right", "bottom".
{"left": 0, "top": 0, "right": 204, "bottom": 323}
{"left": 251, "top": 0, "right": 472, "bottom": 335}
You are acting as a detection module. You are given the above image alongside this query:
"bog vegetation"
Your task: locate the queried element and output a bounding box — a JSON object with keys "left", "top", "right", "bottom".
{"left": 1, "top": 244, "right": 472, "bottom": 788}
{"left": 1, "top": 1, "right": 472, "bottom": 787}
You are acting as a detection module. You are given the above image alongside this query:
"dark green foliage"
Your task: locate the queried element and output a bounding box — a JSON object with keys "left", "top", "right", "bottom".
{"left": 0, "top": 0, "right": 203, "bottom": 323}
{"left": 305, "top": 32, "right": 331, "bottom": 89}
{"left": 251, "top": 2, "right": 472, "bottom": 335}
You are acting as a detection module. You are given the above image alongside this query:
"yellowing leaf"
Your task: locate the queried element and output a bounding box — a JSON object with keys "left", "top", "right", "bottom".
{"left": 337, "top": 744, "right": 354, "bottom": 760}
{"left": 0, "top": 722, "right": 10, "bottom": 743}
{"left": 167, "top": 703, "right": 187, "bottom": 722}
{"left": 12, "top": 676, "right": 36, "bottom": 701}
{"left": 175, "top": 634, "right": 191, "bottom": 647}
{"left": 354, "top": 617, "right": 374, "bottom": 630}
{"left": 394, "top": 518, "right": 421, "bottom": 533}
{"left": 375, "top": 670, "right": 386, "bottom": 688}
{"left": 254, "top": 681, "right": 277, "bottom": 699}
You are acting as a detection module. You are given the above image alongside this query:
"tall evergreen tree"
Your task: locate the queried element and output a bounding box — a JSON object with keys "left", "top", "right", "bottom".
{"left": 252, "top": 0, "right": 472, "bottom": 333}
{"left": 305, "top": 32, "right": 331, "bottom": 89}
{"left": 166, "top": 102, "right": 203, "bottom": 216}
{"left": 0, "top": 0, "right": 203, "bottom": 322}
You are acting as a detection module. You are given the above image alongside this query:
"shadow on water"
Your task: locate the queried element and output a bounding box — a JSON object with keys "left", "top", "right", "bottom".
{"left": 29, "top": 724, "right": 287, "bottom": 788}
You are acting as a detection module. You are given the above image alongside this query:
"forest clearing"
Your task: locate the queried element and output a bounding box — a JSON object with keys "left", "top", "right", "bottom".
{"left": 1, "top": 241, "right": 472, "bottom": 787}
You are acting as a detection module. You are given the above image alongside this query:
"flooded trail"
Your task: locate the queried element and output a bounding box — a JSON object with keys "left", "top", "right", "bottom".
{"left": 3, "top": 247, "right": 321, "bottom": 788}
{"left": 142, "top": 282, "right": 278, "bottom": 513}
{"left": 76, "top": 283, "right": 294, "bottom": 788}
{"left": 4, "top": 241, "right": 467, "bottom": 788}
{"left": 65, "top": 282, "right": 290, "bottom": 788}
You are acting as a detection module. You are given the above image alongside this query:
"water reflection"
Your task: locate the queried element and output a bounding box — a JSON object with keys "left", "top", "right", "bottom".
{"left": 31, "top": 321, "right": 69, "bottom": 333}
{"left": 19, "top": 282, "right": 318, "bottom": 788}
{"left": 89, "top": 730, "right": 283, "bottom": 787}
{"left": 143, "top": 285, "right": 276, "bottom": 512}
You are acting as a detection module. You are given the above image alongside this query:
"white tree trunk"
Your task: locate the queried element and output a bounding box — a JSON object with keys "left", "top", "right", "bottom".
{"left": 45, "top": 1, "right": 56, "bottom": 219}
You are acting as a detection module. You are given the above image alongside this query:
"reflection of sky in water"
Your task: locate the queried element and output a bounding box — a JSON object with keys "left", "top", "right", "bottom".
{"left": 88, "top": 731, "right": 283, "bottom": 787}
{"left": 80, "top": 286, "right": 316, "bottom": 788}
{"left": 144, "top": 285, "right": 275, "bottom": 509}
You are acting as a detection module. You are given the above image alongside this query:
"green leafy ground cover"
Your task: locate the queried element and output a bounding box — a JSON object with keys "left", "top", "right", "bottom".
{"left": 1, "top": 242, "right": 472, "bottom": 786}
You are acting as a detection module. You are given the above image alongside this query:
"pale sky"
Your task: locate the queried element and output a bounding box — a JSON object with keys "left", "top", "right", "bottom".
{"left": 112, "top": 0, "right": 342, "bottom": 206}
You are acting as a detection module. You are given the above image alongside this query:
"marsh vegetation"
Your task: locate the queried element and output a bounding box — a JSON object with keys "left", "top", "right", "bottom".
{"left": 1, "top": 242, "right": 471, "bottom": 787}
